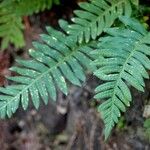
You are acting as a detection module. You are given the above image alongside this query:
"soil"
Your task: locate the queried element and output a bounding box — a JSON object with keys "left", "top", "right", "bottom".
{"left": 0, "top": 0, "right": 150, "bottom": 150}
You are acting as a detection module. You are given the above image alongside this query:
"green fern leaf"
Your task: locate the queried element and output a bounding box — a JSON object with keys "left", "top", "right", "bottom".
{"left": 0, "top": 7, "right": 24, "bottom": 50}
{"left": 0, "top": 26, "right": 95, "bottom": 118}
{"left": 0, "top": 0, "right": 59, "bottom": 50}
{"left": 0, "top": 0, "right": 59, "bottom": 16}
{"left": 13, "top": 0, "right": 60, "bottom": 16}
{"left": 59, "top": 0, "right": 132, "bottom": 43}
{"left": 92, "top": 16, "right": 150, "bottom": 139}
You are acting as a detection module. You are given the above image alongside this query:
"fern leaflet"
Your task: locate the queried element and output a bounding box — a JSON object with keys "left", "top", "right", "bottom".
{"left": 92, "top": 16, "right": 150, "bottom": 139}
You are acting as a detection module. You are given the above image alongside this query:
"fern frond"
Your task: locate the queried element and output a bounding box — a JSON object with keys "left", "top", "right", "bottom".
{"left": 92, "top": 16, "right": 150, "bottom": 139}
{"left": 59, "top": 0, "right": 132, "bottom": 43}
{"left": 0, "top": 0, "right": 59, "bottom": 50}
{"left": 12, "top": 0, "right": 60, "bottom": 16}
{"left": 0, "top": 9, "right": 24, "bottom": 49}
{"left": 0, "top": 26, "right": 95, "bottom": 118}
{"left": 0, "top": 0, "right": 59, "bottom": 16}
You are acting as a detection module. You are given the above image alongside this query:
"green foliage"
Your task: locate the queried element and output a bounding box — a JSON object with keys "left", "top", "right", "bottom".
{"left": 130, "top": 0, "right": 139, "bottom": 6}
{"left": 144, "top": 118, "right": 150, "bottom": 141}
{"left": 0, "top": 0, "right": 59, "bottom": 50}
{"left": 0, "top": 3, "right": 24, "bottom": 49}
{"left": 91, "top": 16, "right": 150, "bottom": 139}
{"left": 144, "top": 118, "right": 150, "bottom": 129}
{"left": 0, "top": 0, "right": 148, "bottom": 141}
{"left": 116, "top": 116, "right": 126, "bottom": 130}
{"left": 59, "top": 0, "right": 132, "bottom": 43}
{"left": 0, "top": 0, "right": 132, "bottom": 118}
{"left": 9, "top": 0, "right": 60, "bottom": 16}
{"left": 0, "top": 26, "right": 95, "bottom": 118}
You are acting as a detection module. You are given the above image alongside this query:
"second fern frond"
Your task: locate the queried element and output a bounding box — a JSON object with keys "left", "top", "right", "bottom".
{"left": 92, "top": 16, "right": 150, "bottom": 139}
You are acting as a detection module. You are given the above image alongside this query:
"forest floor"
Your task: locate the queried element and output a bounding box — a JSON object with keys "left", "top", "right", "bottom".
{"left": 0, "top": 0, "right": 150, "bottom": 150}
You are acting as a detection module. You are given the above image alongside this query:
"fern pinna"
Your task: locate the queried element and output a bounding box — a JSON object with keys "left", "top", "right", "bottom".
{"left": 92, "top": 16, "right": 150, "bottom": 139}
